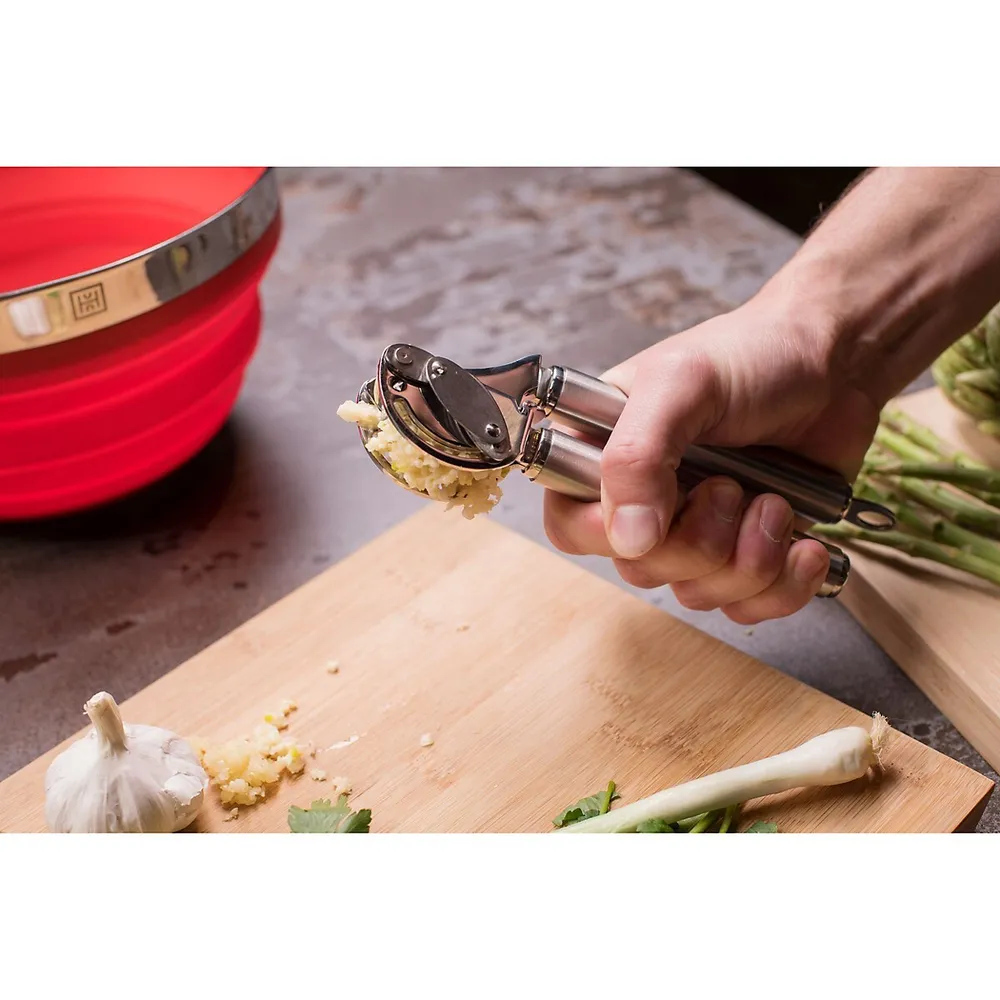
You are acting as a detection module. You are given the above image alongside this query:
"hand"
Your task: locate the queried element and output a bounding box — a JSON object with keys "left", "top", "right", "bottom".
{"left": 542, "top": 298, "right": 881, "bottom": 624}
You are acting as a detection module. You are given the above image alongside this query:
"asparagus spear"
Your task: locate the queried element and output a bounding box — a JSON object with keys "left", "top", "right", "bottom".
{"left": 855, "top": 479, "right": 1000, "bottom": 565}
{"left": 880, "top": 407, "right": 983, "bottom": 466}
{"left": 985, "top": 313, "right": 1000, "bottom": 369}
{"left": 875, "top": 418, "right": 993, "bottom": 473}
{"left": 813, "top": 524, "right": 1000, "bottom": 587}
{"left": 870, "top": 420, "right": 1000, "bottom": 506}
{"left": 890, "top": 477, "right": 1000, "bottom": 538}
{"left": 929, "top": 302, "right": 1000, "bottom": 437}
{"left": 954, "top": 330, "right": 992, "bottom": 370}
{"left": 957, "top": 368, "right": 1000, "bottom": 394}
{"left": 864, "top": 461, "right": 1000, "bottom": 494}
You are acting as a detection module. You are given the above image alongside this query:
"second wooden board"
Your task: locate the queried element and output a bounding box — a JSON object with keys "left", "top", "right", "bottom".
{"left": 838, "top": 387, "right": 1000, "bottom": 774}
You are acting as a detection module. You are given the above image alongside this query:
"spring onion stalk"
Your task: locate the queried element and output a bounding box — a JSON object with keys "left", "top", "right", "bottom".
{"left": 674, "top": 812, "right": 711, "bottom": 831}
{"left": 718, "top": 804, "right": 738, "bottom": 834}
{"left": 689, "top": 812, "right": 719, "bottom": 833}
{"left": 558, "top": 716, "right": 889, "bottom": 834}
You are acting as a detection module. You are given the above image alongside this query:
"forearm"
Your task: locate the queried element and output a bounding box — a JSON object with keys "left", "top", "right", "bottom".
{"left": 756, "top": 167, "right": 1000, "bottom": 406}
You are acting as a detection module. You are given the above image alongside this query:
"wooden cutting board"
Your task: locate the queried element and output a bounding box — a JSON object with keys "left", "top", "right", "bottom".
{"left": 837, "top": 386, "right": 1000, "bottom": 775}
{"left": 0, "top": 506, "right": 991, "bottom": 833}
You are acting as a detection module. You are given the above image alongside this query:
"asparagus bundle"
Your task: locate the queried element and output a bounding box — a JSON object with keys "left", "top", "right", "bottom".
{"left": 813, "top": 406, "right": 1000, "bottom": 588}
{"left": 931, "top": 303, "right": 1000, "bottom": 437}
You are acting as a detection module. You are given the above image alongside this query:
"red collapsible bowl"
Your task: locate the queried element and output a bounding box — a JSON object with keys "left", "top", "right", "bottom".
{"left": 0, "top": 167, "right": 281, "bottom": 520}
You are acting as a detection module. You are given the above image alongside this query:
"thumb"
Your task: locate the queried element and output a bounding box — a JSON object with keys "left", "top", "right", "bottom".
{"left": 600, "top": 352, "right": 724, "bottom": 559}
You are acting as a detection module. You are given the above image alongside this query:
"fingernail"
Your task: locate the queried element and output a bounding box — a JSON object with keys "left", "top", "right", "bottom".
{"left": 793, "top": 547, "right": 828, "bottom": 584}
{"left": 708, "top": 481, "right": 743, "bottom": 522}
{"left": 759, "top": 496, "right": 793, "bottom": 544}
{"left": 609, "top": 505, "right": 661, "bottom": 559}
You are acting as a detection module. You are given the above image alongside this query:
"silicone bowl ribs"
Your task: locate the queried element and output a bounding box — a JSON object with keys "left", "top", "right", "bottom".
{"left": 0, "top": 167, "right": 281, "bottom": 520}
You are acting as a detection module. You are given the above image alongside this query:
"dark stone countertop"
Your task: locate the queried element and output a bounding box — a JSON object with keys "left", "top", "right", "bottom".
{"left": 2, "top": 167, "right": 996, "bottom": 829}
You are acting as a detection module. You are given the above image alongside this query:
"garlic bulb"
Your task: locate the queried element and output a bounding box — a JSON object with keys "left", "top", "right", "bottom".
{"left": 44, "top": 691, "right": 209, "bottom": 833}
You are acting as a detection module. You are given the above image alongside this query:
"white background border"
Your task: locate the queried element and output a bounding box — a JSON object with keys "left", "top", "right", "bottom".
{"left": 3, "top": 1, "right": 998, "bottom": 993}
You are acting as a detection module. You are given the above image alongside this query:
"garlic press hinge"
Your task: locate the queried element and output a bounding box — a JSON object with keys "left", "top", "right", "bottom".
{"left": 379, "top": 344, "right": 549, "bottom": 469}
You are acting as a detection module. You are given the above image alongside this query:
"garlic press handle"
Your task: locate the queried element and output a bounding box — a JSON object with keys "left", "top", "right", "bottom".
{"left": 543, "top": 366, "right": 893, "bottom": 531}
{"left": 523, "top": 427, "right": 850, "bottom": 598}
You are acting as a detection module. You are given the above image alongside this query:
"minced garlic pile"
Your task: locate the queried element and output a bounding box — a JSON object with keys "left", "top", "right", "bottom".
{"left": 193, "top": 700, "right": 307, "bottom": 808}
{"left": 338, "top": 399, "right": 506, "bottom": 519}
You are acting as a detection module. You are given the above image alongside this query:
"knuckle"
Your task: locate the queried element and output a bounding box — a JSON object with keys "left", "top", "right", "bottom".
{"left": 726, "top": 590, "right": 806, "bottom": 625}
{"left": 722, "top": 606, "right": 760, "bottom": 626}
{"left": 735, "top": 541, "right": 785, "bottom": 587}
{"left": 766, "top": 589, "right": 812, "bottom": 619}
{"left": 678, "top": 486, "right": 740, "bottom": 571}
{"left": 614, "top": 558, "right": 661, "bottom": 590}
{"left": 670, "top": 582, "right": 719, "bottom": 612}
{"left": 601, "top": 433, "right": 661, "bottom": 482}
{"left": 543, "top": 507, "right": 581, "bottom": 556}
{"left": 695, "top": 531, "right": 735, "bottom": 574}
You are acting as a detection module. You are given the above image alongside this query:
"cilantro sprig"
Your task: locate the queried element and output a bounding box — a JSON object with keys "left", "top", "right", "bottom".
{"left": 288, "top": 794, "right": 372, "bottom": 833}
{"left": 553, "top": 781, "right": 619, "bottom": 828}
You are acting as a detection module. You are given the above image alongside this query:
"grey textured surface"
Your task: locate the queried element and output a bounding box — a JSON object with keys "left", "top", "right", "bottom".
{"left": 1, "top": 167, "right": 996, "bottom": 829}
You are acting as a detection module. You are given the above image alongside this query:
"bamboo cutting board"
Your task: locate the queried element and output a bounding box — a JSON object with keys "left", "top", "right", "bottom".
{"left": 0, "top": 506, "right": 991, "bottom": 833}
{"left": 837, "top": 387, "right": 1000, "bottom": 775}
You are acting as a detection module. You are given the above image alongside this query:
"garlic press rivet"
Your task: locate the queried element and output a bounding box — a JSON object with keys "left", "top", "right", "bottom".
{"left": 485, "top": 422, "right": 501, "bottom": 439}
{"left": 392, "top": 347, "right": 413, "bottom": 366}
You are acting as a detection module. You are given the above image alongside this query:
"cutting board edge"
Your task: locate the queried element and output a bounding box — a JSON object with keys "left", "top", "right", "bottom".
{"left": 840, "top": 565, "right": 1000, "bottom": 777}
{"left": 955, "top": 789, "right": 993, "bottom": 832}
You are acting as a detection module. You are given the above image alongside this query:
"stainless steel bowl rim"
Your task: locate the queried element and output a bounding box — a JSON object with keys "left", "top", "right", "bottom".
{"left": 0, "top": 167, "right": 280, "bottom": 355}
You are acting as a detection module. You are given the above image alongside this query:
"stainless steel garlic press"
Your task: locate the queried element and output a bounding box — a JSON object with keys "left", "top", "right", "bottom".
{"left": 354, "top": 344, "right": 896, "bottom": 598}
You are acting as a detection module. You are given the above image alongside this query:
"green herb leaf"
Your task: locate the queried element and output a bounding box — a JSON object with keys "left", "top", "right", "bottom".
{"left": 553, "top": 780, "right": 619, "bottom": 828}
{"left": 635, "top": 818, "right": 677, "bottom": 833}
{"left": 744, "top": 820, "right": 778, "bottom": 833}
{"left": 288, "top": 794, "right": 372, "bottom": 833}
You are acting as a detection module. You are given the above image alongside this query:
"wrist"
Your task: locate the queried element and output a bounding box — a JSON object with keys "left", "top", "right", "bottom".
{"left": 750, "top": 237, "right": 956, "bottom": 412}
{"left": 742, "top": 261, "right": 872, "bottom": 402}
{"left": 749, "top": 168, "right": 1000, "bottom": 409}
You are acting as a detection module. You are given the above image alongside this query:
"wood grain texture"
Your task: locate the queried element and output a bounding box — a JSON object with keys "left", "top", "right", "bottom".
{"left": 0, "top": 506, "right": 991, "bottom": 833}
{"left": 837, "top": 387, "right": 1000, "bottom": 776}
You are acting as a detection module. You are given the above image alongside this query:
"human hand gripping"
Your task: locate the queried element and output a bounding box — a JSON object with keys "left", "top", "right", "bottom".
{"left": 543, "top": 302, "right": 880, "bottom": 624}
{"left": 544, "top": 167, "right": 1000, "bottom": 624}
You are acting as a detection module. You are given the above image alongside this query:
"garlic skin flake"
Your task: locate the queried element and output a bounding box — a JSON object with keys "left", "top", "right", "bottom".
{"left": 44, "top": 692, "right": 209, "bottom": 834}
